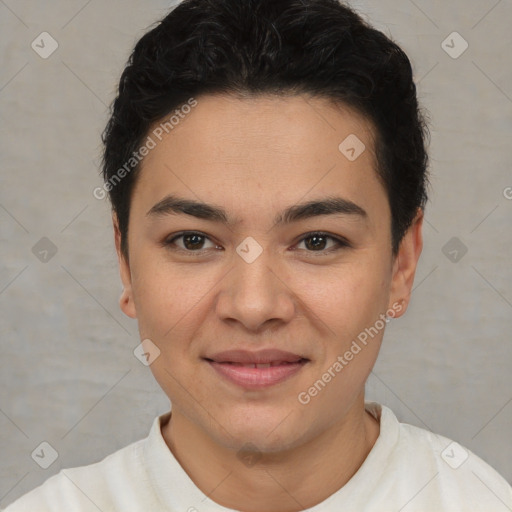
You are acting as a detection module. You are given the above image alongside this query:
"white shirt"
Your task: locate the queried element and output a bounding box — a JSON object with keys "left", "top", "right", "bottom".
{"left": 3, "top": 402, "right": 512, "bottom": 511}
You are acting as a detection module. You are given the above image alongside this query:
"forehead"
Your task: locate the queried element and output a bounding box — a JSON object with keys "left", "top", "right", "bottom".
{"left": 131, "top": 93, "right": 388, "bottom": 228}
{"left": 144, "top": 93, "right": 376, "bottom": 165}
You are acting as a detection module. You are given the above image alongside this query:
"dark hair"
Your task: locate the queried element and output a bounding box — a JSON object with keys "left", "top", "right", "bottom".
{"left": 101, "top": 0, "right": 429, "bottom": 258}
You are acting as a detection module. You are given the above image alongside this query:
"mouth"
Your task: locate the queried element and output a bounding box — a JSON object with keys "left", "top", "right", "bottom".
{"left": 203, "top": 357, "right": 309, "bottom": 389}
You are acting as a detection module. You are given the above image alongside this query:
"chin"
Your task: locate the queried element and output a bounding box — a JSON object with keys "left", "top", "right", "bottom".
{"left": 215, "top": 411, "right": 306, "bottom": 454}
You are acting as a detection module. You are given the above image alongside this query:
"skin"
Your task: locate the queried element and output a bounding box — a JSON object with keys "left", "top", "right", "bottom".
{"left": 113, "top": 93, "right": 423, "bottom": 512}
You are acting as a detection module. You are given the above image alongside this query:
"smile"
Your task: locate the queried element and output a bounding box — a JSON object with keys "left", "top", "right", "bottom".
{"left": 205, "top": 358, "right": 309, "bottom": 389}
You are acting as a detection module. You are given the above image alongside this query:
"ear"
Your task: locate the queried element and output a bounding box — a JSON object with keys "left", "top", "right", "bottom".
{"left": 388, "top": 208, "right": 424, "bottom": 318}
{"left": 113, "top": 213, "right": 137, "bottom": 319}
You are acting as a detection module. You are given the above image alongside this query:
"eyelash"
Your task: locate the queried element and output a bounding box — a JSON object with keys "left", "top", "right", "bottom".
{"left": 163, "top": 231, "right": 350, "bottom": 256}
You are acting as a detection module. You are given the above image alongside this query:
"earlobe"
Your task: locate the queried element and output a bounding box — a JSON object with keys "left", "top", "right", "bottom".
{"left": 388, "top": 208, "right": 424, "bottom": 318}
{"left": 120, "top": 286, "right": 137, "bottom": 319}
{"left": 113, "top": 213, "right": 137, "bottom": 319}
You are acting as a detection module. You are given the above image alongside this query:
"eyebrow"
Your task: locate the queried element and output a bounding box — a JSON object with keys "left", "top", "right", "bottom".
{"left": 146, "top": 194, "right": 367, "bottom": 227}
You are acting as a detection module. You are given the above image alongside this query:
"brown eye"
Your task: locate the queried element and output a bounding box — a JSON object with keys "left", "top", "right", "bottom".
{"left": 165, "top": 231, "right": 218, "bottom": 252}
{"left": 181, "top": 233, "right": 206, "bottom": 250}
{"left": 296, "top": 232, "right": 349, "bottom": 253}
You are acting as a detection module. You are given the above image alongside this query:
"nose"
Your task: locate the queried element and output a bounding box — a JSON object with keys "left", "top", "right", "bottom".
{"left": 215, "top": 245, "right": 296, "bottom": 332}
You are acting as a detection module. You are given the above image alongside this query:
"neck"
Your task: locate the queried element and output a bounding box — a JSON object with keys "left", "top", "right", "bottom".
{"left": 161, "top": 395, "right": 380, "bottom": 512}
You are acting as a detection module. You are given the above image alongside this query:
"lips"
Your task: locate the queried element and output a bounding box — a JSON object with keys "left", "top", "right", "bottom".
{"left": 217, "top": 361, "right": 302, "bottom": 368}
{"left": 204, "top": 348, "right": 307, "bottom": 365}
{"left": 203, "top": 349, "right": 309, "bottom": 389}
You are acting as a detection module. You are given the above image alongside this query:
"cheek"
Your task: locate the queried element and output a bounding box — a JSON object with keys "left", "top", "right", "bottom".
{"left": 296, "top": 258, "right": 390, "bottom": 327}
{"left": 300, "top": 261, "right": 391, "bottom": 385}
{"left": 130, "top": 260, "right": 196, "bottom": 338}
{"left": 131, "top": 260, "right": 209, "bottom": 397}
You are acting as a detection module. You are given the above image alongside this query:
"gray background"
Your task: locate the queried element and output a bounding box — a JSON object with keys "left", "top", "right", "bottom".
{"left": 1, "top": 0, "right": 511, "bottom": 507}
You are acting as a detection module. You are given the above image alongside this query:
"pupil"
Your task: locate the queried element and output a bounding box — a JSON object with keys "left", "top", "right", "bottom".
{"left": 184, "top": 234, "right": 203, "bottom": 250}
{"left": 306, "top": 235, "right": 326, "bottom": 251}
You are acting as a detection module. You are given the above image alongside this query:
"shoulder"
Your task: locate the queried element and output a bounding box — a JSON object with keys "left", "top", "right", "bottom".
{"left": 2, "top": 437, "right": 151, "bottom": 512}
{"left": 383, "top": 405, "right": 512, "bottom": 511}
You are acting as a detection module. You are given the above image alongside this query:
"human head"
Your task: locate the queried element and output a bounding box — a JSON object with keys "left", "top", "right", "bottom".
{"left": 101, "top": 0, "right": 429, "bottom": 260}
{"left": 102, "top": 0, "right": 427, "bottom": 462}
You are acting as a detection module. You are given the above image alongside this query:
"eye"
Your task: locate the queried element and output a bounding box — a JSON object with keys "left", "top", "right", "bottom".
{"left": 294, "top": 232, "right": 349, "bottom": 253}
{"left": 164, "top": 231, "right": 220, "bottom": 253}
{"left": 163, "top": 230, "right": 349, "bottom": 255}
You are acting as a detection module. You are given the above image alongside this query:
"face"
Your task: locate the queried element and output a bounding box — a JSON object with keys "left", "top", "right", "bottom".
{"left": 115, "top": 93, "right": 422, "bottom": 453}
